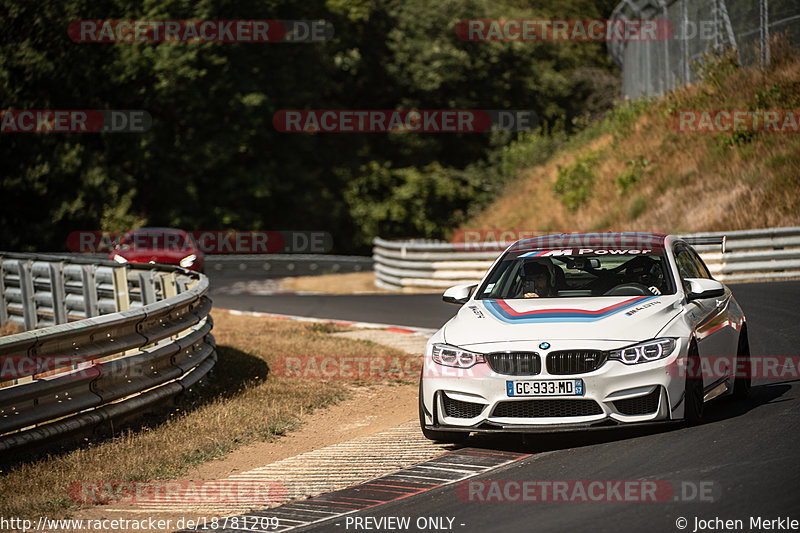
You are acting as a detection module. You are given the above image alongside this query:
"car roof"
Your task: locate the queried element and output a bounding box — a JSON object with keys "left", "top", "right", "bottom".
{"left": 510, "top": 232, "right": 669, "bottom": 252}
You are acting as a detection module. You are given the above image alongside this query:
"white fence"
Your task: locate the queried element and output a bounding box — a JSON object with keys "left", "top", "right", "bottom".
{"left": 373, "top": 227, "right": 800, "bottom": 290}
{"left": 608, "top": 0, "right": 800, "bottom": 98}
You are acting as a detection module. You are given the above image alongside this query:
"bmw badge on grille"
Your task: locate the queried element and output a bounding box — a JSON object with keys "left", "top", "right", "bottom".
{"left": 539, "top": 342, "right": 551, "bottom": 350}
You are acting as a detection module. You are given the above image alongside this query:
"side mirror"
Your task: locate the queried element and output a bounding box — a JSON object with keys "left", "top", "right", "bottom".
{"left": 685, "top": 278, "right": 725, "bottom": 301}
{"left": 442, "top": 283, "right": 476, "bottom": 305}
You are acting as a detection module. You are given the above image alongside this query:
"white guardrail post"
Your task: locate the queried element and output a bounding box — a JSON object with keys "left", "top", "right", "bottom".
{"left": 373, "top": 227, "right": 800, "bottom": 290}
{"left": 0, "top": 252, "right": 216, "bottom": 453}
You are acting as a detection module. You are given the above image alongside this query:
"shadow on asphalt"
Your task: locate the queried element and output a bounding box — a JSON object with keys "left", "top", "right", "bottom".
{"left": 702, "top": 381, "right": 792, "bottom": 423}
{"left": 453, "top": 382, "right": 791, "bottom": 455}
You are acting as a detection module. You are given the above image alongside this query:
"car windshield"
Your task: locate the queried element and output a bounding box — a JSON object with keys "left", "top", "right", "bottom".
{"left": 476, "top": 249, "right": 675, "bottom": 299}
{"left": 118, "top": 230, "right": 190, "bottom": 251}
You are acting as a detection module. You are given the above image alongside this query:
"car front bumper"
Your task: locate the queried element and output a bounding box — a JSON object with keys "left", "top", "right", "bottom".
{"left": 420, "top": 338, "right": 688, "bottom": 433}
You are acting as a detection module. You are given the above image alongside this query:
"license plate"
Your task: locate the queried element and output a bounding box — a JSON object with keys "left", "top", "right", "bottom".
{"left": 506, "top": 379, "right": 584, "bottom": 397}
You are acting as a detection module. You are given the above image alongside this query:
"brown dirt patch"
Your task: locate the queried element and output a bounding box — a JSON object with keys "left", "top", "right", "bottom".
{"left": 281, "top": 271, "right": 391, "bottom": 294}
{"left": 68, "top": 382, "right": 419, "bottom": 532}
{"left": 182, "top": 382, "right": 417, "bottom": 481}
{"left": 281, "top": 271, "right": 440, "bottom": 294}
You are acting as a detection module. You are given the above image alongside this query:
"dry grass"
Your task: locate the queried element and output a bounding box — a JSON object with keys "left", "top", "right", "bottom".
{"left": 463, "top": 46, "right": 800, "bottom": 234}
{"left": 0, "top": 323, "right": 24, "bottom": 388}
{"left": 280, "top": 272, "right": 440, "bottom": 294}
{"left": 280, "top": 272, "right": 392, "bottom": 294}
{"left": 0, "top": 322, "right": 22, "bottom": 337}
{"left": 0, "top": 311, "right": 415, "bottom": 520}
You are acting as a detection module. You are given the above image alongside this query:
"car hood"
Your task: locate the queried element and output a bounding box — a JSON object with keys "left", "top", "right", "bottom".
{"left": 444, "top": 294, "right": 682, "bottom": 347}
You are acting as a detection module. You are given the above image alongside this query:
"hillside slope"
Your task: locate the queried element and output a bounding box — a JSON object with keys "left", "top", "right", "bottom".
{"left": 462, "top": 46, "right": 800, "bottom": 235}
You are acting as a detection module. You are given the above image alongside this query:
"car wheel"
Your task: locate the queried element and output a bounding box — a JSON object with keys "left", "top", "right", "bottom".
{"left": 732, "top": 328, "right": 751, "bottom": 400}
{"left": 684, "top": 342, "right": 704, "bottom": 425}
{"left": 418, "top": 381, "right": 469, "bottom": 444}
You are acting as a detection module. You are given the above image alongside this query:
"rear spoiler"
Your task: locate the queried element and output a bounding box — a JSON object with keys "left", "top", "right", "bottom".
{"left": 681, "top": 235, "right": 727, "bottom": 254}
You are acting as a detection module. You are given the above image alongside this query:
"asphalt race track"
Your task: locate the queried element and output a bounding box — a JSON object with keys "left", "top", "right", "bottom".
{"left": 213, "top": 281, "right": 800, "bottom": 533}
{"left": 210, "top": 281, "right": 800, "bottom": 340}
{"left": 209, "top": 292, "right": 457, "bottom": 329}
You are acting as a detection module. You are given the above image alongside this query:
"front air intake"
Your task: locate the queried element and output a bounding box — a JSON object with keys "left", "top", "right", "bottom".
{"left": 546, "top": 350, "right": 606, "bottom": 375}
{"left": 443, "top": 394, "right": 485, "bottom": 419}
{"left": 492, "top": 399, "right": 603, "bottom": 418}
{"left": 486, "top": 352, "right": 541, "bottom": 375}
{"left": 613, "top": 388, "right": 660, "bottom": 415}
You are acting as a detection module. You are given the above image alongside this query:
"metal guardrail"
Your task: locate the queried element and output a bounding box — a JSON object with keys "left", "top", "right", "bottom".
{"left": 373, "top": 227, "right": 800, "bottom": 290}
{"left": 63, "top": 253, "right": 374, "bottom": 279}
{"left": 0, "top": 253, "right": 215, "bottom": 452}
{"left": 205, "top": 254, "right": 373, "bottom": 278}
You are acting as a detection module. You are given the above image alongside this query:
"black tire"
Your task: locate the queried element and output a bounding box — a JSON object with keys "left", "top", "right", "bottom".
{"left": 732, "top": 328, "right": 751, "bottom": 400}
{"left": 418, "top": 380, "right": 469, "bottom": 444}
{"left": 684, "top": 342, "right": 704, "bottom": 426}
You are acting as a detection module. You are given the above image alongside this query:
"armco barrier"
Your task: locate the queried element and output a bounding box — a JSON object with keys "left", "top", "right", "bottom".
{"left": 0, "top": 253, "right": 215, "bottom": 452}
{"left": 205, "top": 254, "right": 372, "bottom": 278}
{"left": 373, "top": 227, "right": 800, "bottom": 290}
{"left": 66, "top": 254, "right": 374, "bottom": 279}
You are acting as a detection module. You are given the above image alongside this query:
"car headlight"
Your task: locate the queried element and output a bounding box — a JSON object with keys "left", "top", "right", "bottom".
{"left": 112, "top": 254, "right": 128, "bottom": 264}
{"left": 607, "top": 338, "right": 676, "bottom": 364}
{"left": 179, "top": 254, "right": 197, "bottom": 268}
{"left": 431, "top": 343, "right": 486, "bottom": 368}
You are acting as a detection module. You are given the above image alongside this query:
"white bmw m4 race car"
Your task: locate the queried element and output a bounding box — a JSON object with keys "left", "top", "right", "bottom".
{"left": 419, "top": 232, "right": 750, "bottom": 442}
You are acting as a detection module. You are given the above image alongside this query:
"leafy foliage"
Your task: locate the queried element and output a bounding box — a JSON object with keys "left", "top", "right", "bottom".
{"left": 616, "top": 157, "right": 650, "bottom": 193}
{"left": 553, "top": 151, "right": 600, "bottom": 212}
{"left": 1, "top": 0, "right": 621, "bottom": 252}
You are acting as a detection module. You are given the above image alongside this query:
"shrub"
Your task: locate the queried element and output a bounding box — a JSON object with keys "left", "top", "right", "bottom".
{"left": 553, "top": 151, "right": 600, "bottom": 212}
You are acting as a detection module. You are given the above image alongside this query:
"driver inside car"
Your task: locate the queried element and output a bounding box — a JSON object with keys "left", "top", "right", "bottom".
{"left": 624, "top": 256, "right": 665, "bottom": 295}
{"left": 519, "top": 261, "right": 557, "bottom": 298}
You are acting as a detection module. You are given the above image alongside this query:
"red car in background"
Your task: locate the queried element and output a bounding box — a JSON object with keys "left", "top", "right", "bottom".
{"left": 108, "top": 227, "right": 205, "bottom": 273}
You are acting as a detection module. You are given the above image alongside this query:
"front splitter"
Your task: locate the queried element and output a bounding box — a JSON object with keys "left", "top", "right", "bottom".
{"left": 425, "top": 418, "right": 683, "bottom": 434}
